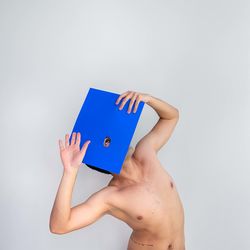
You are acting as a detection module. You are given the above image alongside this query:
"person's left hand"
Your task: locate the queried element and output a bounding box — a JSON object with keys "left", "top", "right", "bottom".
{"left": 115, "top": 91, "right": 151, "bottom": 114}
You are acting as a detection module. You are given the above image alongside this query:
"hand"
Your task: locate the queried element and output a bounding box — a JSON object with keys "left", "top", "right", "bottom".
{"left": 58, "top": 132, "right": 91, "bottom": 174}
{"left": 115, "top": 91, "right": 151, "bottom": 114}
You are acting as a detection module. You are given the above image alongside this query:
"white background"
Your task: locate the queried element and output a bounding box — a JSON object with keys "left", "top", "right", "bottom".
{"left": 0, "top": 0, "right": 249, "bottom": 249}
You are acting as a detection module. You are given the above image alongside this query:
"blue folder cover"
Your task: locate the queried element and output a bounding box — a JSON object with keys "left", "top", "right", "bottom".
{"left": 70, "top": 88, "right": 144, "bottom": 174}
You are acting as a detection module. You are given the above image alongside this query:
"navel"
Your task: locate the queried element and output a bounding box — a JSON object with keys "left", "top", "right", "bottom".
{"left": 137, "top": 215, "right": 143, "bottom": 220}
{"left": 168, "top": 243, "right": 173, "bottom": 250}
{"left": 170, "top": 181, "right": 174, "bottom": 189}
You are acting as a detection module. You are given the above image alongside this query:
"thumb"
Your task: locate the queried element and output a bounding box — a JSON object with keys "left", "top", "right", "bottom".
{"left": 80, "top": 140, "right": 91, "bottom": 155}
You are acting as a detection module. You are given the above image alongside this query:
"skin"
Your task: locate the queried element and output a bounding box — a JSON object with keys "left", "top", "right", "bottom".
{"left": 49, "top": 91, "right": 185, "bottom": 250}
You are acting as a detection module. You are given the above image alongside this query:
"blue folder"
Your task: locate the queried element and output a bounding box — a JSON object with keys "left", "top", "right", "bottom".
{"left": 70, "top": 88, "right": 145, "bottom": 174}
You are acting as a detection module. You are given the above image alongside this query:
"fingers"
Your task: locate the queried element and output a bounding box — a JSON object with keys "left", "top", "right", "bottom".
{"left": 70, "top": 132, "right": 77, "bottom": 145}
{"left": 65, "top": 134, "right": 69, "bottom": 147}
{"left": 116, "top": 91, "right": 130, "bottom": 105}
{"left": 61, "top": 132, "right": 84, "bottom": 149}
{"left": 133, "top": 95, "right": 141, "bottom": 113}
{"left": 118, "top": 92, "right": 134, "bottom": 110}
{"left": 75, "top": 132, "right": 81, "bottom": 146}
{"left": 80, "top": 140, "right": 91, "bottom": 155}
{"left": 59, "top": 139, "right": 65, "bottom": 150}
{"left": 128, "top": 93, "right": 138, "bottom": 114}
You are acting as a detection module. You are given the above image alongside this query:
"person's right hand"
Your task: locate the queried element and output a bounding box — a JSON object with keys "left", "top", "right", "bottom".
{"left": 58, "top": 132, "right": 91, "bottom": 174}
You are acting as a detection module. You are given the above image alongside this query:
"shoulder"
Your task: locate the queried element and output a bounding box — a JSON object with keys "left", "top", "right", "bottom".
{"left": 98, "top": 185, "right": 121, "bottom": 206}
{"left": 93, "top": 185, "right": 118, "bottom": 200}
{"left": 85, "top": 185, "right": 117, "bottom": 210}
{"left": 132, "top": 143, "right": 157, "bottom": 164}
{"left": 105, "top": 181, "right": 131, "bottom": 209}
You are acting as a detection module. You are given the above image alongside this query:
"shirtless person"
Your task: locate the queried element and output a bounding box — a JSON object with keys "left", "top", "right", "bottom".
{"left": 49, "top": 91, "right": 185, "bottom": 250}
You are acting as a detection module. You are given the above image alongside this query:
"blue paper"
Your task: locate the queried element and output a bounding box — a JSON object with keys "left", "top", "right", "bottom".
{"left": 70, "top": 88, "right": 144, "bottom": 174}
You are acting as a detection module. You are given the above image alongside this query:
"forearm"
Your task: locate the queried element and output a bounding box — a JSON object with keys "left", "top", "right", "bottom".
{"left": 147, "top": 95, "right": 179, "bottom": 120}
{"left": 50, "top": 170, "right": 77, "bottom": 231}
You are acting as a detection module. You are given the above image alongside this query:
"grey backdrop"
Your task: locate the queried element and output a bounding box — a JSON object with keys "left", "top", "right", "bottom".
{"left": 0, "top": 0, "right": 249, "bottom": 250}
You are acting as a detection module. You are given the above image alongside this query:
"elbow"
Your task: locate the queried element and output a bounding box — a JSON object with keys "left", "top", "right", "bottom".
{"left": 172, "top": 108, "right": 179, "bottom": 121}
{"left": 49, "top": 227, "right": 62, "bottom": 235}
{"left": 49, "top": 221, "right": 69, "bottom": 235}
{"left": 50, "top": 225, "right": 68, "bottom": 235}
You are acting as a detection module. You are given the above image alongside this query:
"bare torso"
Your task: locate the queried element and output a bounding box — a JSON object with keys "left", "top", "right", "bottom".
{"left": 107, "top": 155, "right": 185, "bottom": 250}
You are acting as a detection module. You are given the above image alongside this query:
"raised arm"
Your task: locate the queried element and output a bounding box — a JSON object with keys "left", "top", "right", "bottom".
{"left": 49, "top": 132, "right": 113, "bottom": 234}
{"left": 116, "top": 91, "right": 179, "bottom": 161}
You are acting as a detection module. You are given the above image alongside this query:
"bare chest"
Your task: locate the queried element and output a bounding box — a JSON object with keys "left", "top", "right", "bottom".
{"left": 108, "top": 176, "right": 176, "bottom": 231}
{"left": 123, "top": 185, "right": 164, "bottom": 228}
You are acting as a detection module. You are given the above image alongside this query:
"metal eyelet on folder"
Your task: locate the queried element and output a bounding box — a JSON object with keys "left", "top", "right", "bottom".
{"left": 103, "top": 136, "right": 111, "bottom": 147}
